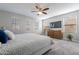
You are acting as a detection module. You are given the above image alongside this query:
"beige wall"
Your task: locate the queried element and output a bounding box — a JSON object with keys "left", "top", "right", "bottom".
{"left": 42, "top": 10, "right": 79, "bottom": 42}
{"left": 42, "top": 17, "right": 64, "bottom": 33}
{"left": 0, "top": 10, "right": 39, "bottom": 34}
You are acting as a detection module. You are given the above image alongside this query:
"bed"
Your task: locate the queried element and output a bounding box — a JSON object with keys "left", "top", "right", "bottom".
{"left": 0, "top": 33, "right": 53, "bottom": 55}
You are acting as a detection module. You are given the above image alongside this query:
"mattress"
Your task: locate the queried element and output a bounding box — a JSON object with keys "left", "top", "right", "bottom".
{"left": 0, "top": 33, "right": 52, "bottom": 55}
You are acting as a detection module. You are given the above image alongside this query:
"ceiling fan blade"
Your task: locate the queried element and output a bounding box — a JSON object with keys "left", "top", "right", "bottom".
{"left": 35, "top": 6, "right": 39, "bottom": 9}
{"left": 42, "top": 12, "right": 47, "bottom": 14}
{"left": 32, "top": 11, "right": 38, "bottom": 12}
{"left": 42, "top": 8, "right": 49, "bottom": 11}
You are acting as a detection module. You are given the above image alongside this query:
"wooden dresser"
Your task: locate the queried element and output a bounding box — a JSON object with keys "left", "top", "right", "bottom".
{"left": 47, "top": 30, "right": 63, "bottom": 39}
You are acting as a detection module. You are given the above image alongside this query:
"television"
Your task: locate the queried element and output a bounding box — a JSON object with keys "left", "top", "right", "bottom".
{"left": 50, "top": 21, "right": 62, "bottom": 28}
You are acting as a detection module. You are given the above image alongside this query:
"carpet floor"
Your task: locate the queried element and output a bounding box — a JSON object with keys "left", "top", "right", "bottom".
{"left": 46, "top": 39, "right": 79, "bottom": 55}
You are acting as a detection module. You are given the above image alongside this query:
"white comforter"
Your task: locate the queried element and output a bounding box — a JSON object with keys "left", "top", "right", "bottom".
{"left": 0, "top": 33, "right": 52, "bottom": 55}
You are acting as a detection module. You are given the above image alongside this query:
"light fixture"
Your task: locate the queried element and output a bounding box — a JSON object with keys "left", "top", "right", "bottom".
{"left": 38, "top": 12, "right": 43, "bottom": 15}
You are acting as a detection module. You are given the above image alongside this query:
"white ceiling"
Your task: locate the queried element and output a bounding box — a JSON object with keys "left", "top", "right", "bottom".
{"left": 0, "top": 3, "right": 79, "bottom": 20}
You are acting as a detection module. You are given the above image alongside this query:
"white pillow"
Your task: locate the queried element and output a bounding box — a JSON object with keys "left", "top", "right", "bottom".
{"left": 4, "top": 30, "right": 15, "bottom": 40}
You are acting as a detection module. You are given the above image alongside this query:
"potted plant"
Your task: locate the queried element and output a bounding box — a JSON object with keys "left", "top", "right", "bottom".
{"left": 67, "top": 34, "right": 73, "bottom": 41}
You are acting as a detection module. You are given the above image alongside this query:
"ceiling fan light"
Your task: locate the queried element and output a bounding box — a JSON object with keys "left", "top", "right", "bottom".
{"left": 38, "top": 12, "right": 42, "bottom": 15}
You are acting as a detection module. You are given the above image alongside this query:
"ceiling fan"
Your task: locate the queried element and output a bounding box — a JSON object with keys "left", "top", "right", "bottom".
{"left": 32, "top": 4, "right": 49, "bottom": 15}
